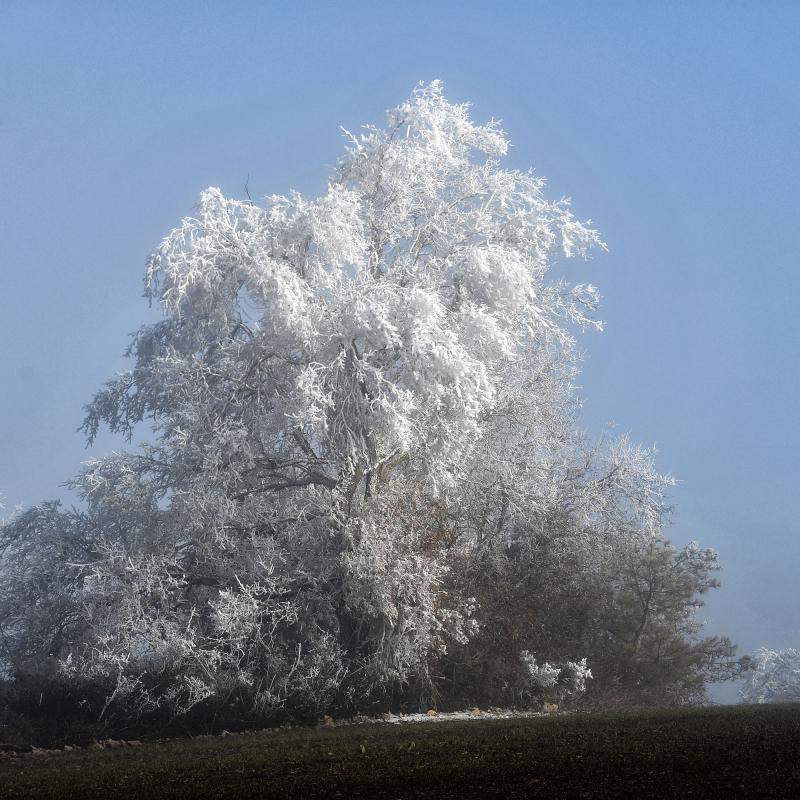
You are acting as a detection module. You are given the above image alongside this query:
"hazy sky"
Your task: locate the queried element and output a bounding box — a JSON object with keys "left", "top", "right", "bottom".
{"left": 2, "top": 1, "right": 798, "bottom": 701}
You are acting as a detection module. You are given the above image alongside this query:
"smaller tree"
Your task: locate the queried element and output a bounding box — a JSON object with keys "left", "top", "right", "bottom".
{"left": 740, "top": 648, "right": 800, "bottom": 704}
{"left": 586, "top": 538, "right": 741, "bottom": 706}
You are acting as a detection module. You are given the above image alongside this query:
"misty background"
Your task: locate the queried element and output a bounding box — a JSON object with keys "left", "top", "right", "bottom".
{"left": 1, "top": 1, "right": 798, "bottom": 703}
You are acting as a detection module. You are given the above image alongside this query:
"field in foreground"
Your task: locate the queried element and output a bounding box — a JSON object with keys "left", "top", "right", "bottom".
{"left": 2, "top": 704, "right": 799, "bottom": 799}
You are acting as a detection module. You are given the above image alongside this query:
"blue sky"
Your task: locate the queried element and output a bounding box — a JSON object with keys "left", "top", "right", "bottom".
{"left": 1, "top": 1, "right": 798, "bottom": 701}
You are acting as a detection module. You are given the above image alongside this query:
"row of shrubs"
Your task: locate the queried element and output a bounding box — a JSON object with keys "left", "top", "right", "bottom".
{"left": 0, "top": 655, "right": 594, "bottom": 748}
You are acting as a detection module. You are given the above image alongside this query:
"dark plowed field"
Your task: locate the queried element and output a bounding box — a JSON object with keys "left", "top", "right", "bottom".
{"left": 2, "top": 704, "right": 799, "bottom": 798}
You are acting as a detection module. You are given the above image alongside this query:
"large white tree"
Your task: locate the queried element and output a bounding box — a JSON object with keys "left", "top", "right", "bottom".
{"left": 0, "top": 82, "right": 732, "bottom": 728}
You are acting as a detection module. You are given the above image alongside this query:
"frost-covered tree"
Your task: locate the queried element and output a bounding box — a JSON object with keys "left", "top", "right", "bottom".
{"left": 0, "top": 82, "right": 733, "bottom": 732}
{"left": 741, "top": 648, "right": 800, "bottom": 704}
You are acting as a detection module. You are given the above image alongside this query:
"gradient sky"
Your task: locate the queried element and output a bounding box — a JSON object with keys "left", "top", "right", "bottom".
{"left": 2, "top": 1, "right": 798, "bottom": 702}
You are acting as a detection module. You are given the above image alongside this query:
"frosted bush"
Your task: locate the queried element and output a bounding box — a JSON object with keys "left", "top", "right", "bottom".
{"left": 519, "top": 651, "right": 592, "bottom": 703}
{"left": 741, "top": 648, "right": 800, "bottom": 704}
